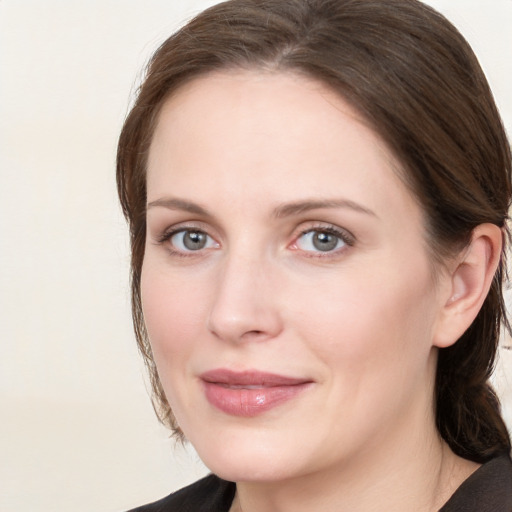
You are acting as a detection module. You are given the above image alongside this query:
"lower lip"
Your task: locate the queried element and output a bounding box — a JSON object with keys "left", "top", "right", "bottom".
{"left": 202, "top": 381, "right": 311, "bottom": 417}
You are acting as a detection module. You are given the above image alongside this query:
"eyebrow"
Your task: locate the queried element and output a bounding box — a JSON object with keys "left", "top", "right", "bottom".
{"left": 147, "top": 197, "right": 212, "bottom": 216}
{"left": 147, "top": 196, "right": 376, "bottom": 219}
{"left": 272, "top": 199, "right": 377, "bottom": 219}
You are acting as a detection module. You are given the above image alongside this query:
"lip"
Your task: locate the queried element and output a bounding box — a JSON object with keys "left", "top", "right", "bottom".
{"left": 200, "top": 369, "right": 313, "bottom": 417}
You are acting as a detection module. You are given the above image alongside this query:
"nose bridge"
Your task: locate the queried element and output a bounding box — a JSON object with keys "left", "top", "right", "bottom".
{"left": 207, "top": 240, "right": 282, "bottom": 343}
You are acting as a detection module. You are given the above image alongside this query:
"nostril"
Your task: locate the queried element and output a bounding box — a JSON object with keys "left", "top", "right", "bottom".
{"left": 242, "top": 330, "right": 265, "bottom": 339}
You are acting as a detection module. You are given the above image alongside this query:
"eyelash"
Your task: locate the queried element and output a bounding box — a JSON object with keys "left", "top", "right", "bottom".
{"left": 156, "top": 225, "right": 217, "bottom": 258}
{"left": 155, "top": 223, "right": 355, "bottom": 258}
{"left": 291, "top": 224, "right": 355, "bottom": 258}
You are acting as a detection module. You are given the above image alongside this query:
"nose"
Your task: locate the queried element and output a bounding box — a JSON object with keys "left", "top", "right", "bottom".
{"left": 207, "top": 251, "right": 283, "bottom": 344}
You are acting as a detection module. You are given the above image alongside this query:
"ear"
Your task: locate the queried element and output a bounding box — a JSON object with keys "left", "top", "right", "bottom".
{"left": 433, "top": 223, "right": 503, "bottom": 348}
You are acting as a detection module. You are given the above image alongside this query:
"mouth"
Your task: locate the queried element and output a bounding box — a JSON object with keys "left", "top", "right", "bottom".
{"left": 200, "top": 369, "right": 313, "bottom": 417}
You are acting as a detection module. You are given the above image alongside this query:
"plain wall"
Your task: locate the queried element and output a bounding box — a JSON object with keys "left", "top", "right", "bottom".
{"left": 0, "top": 1, "right": 511, "bottom": 510}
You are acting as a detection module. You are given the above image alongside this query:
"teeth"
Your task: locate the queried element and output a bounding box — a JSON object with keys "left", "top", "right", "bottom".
{"left": 217, "top": 384, "right": 267, "bottom": 389}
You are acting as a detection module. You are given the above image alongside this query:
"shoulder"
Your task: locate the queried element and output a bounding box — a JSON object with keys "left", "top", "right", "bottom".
{"left": 126, "top": 474, "right": 236, "bottom": 512}
{"left": 440, "top": 454, "right": 512, "bottom": 512}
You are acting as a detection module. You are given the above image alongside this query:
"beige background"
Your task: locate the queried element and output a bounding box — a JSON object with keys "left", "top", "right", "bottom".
{"left": 0, "top": 1, "right": 511, "bottom": 510}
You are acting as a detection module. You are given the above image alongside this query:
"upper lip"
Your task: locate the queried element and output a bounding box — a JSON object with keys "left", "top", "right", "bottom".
{"left": 200, "top": 369, "right": 312, "bottom": 387}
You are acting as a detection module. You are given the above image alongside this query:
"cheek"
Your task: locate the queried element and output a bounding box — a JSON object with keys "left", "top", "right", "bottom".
{"left": 293, "top": 259, "right": 438, "bottom": 374}
{"left": 140, "top": 264, "right": 205, "bottom": 365}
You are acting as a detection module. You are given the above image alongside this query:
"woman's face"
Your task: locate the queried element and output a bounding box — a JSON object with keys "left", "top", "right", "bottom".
{"left": 142, "top": 71, "right": 450, "bottom": 482}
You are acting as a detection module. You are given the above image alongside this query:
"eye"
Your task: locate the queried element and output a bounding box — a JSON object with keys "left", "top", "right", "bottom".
{"left": 293, "top": 227, "right": 352, "bottom": 254}
{"left": 169, "top": 229, "right": 218, "bottom": 252}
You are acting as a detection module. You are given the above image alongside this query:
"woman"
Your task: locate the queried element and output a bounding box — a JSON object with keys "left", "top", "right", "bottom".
{"left": 117, "top": 0, "right": 512, "bottom": 510}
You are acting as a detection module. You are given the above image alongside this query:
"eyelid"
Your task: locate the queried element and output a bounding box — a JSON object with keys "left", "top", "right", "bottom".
{"left": 153, "top": 220, "right": 214, "bottom": 242}
{"left": 154, "top": 222, "right": 220, "bottom": 256}
{"left": 289, "top": 222, "right": 355, "bottom": 255}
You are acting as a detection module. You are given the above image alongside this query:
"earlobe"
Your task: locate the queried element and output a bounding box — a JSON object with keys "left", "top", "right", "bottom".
{"left": 433, "top": 224, "right": 503, "bottom": 348}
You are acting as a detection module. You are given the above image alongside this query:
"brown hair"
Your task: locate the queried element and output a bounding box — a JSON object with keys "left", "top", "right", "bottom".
{"left": 117, "top": 0, "right": 511, "bottom": 462}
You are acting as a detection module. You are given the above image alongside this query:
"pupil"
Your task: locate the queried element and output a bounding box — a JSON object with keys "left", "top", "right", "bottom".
{"left": 184, "top": 231, "right": 206, "bottom": 250}
{"left": 313, "top": 232, "right": 337, "bottom": 251}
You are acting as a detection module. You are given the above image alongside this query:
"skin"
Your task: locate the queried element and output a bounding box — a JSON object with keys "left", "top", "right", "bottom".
{"left": 141, "top": 71, "right": 488, "bottom": 511}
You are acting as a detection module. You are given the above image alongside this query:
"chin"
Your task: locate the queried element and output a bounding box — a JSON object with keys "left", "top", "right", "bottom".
{"left": 202, "top": 451, "right": 301, "bottom": 483}
{"left": 183, "top": 419, "right": 321, "bottom": 483}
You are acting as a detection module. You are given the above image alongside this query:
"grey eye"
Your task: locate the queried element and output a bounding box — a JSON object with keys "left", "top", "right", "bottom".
{"left": 296, "top": 230, "right": 345, "bottom": 253}
{"left": 171, "top": 230, "right": 215, "bottom": 251}
{"left": 312, "top": 232, "right": 339, "bottom": 251}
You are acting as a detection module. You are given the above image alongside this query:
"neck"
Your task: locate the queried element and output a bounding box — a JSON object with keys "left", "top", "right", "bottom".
{"left": 231, "top": 417, "right": 478, "bottom": 512}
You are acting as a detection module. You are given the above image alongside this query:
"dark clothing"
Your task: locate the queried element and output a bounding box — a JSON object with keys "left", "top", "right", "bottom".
{"left": 439, "top": 455, "right": 512, "bottom": 512}
{"left": 128, "top": 454, "right": 512, "bottom": 512}
{"left": 127, "top": 474, "right": 235, "bottom": 512}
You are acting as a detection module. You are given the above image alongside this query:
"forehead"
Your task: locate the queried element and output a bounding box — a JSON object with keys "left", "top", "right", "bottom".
{"left": 149, "top": 70, "right": 381, "bottom": 164}
{"left": 147, "top": 70, "right": 421, "bottom": 229}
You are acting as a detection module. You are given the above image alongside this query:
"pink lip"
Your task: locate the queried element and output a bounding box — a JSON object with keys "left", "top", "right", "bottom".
{"left": 200, "top": 369, "right": 313, "bottom": 417}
